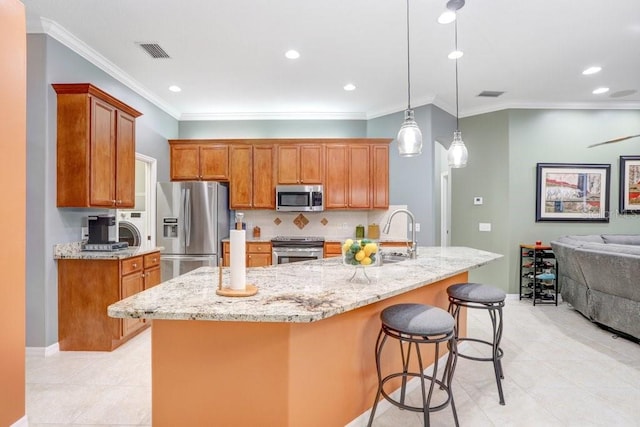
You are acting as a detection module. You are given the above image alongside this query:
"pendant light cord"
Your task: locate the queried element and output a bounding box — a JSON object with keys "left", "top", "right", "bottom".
{"left": 406, "top": 0, "right": 411, "bottom": 110}
{"left": 454, "top": 17, "right": 460, "bottom": 130}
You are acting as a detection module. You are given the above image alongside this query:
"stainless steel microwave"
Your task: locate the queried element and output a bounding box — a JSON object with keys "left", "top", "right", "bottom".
{"left": 276, "top": 185, "right": 324, "bottom": 212}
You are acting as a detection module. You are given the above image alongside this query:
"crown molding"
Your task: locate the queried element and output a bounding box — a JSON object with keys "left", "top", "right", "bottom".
{"left": 179, "top": 111, "right": 367, "bottom": 121}
{"left": 30, "top": 18, "right": 181, "bottom": 120}
{"left": 459, "top": 100, "right": 640, "bottom": 118}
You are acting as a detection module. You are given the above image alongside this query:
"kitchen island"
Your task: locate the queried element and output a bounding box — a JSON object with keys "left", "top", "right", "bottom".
{"left": 108, "top": 246, "right": 501, "bottom": 426}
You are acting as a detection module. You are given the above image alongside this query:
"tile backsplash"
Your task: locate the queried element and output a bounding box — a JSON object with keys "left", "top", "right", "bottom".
{"left": 239, "top": 206, "right": 408, "bottom": 241}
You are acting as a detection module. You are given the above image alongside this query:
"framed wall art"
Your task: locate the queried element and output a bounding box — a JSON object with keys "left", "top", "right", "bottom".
{"left": 535, "top": 163, "right": 611, "bottom": 222}
{"left": 619, "top": 155, "right": 640, "bottom": 214}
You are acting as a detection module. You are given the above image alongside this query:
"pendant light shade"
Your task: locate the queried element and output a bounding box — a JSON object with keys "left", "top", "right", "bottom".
{"left": 397, "top": 109, "right": 423, "bottom": 157}
{"left": 397, "top": 0, "right": 423, "bottom": 157}
{"left": 447, "top": 130, "right": 468, "bottom": 167}
{"left": 447, "top": 16, "right": 468, "bottom": 168}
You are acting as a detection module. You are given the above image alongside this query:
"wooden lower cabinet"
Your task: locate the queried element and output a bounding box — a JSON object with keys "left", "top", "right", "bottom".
{"left": 223, "top": 241, "right": 272, "bottom": 267}
{"left": 57, "top": 250, "right": 161, "bottom": 351}
{"left": 324, "top": 242, "right": 343, "bottom": 258}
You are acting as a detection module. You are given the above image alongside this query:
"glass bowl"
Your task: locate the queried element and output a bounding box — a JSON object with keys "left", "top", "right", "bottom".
{"left": 342, "top": 239, "right": 380, "bottom": 267}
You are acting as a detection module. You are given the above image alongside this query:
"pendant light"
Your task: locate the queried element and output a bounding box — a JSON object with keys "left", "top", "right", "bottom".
{"left": 447, "top": 17, "right": 468, "bottom": 168}
{"left": 397, "top": 0, "right": 423, "bottom": 157}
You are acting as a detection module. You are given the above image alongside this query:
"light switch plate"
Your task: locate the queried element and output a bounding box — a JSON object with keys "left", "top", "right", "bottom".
{"left": 473, "top": 196, "right": 483, "bottom": 205}
{"left": 479, "top": 223, "right": 491, "bottom": 232}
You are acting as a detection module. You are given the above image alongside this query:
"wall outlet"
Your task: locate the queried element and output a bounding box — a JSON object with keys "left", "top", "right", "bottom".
{"left": 479, "top": 223, "right": 491, "bottom": 232}
{"left": 415, "top": 223, "right": 420, "bottom": 232}
{"left": 81, "top": 226, "right": 89, "bottom": 241}
{"left": 473, "top": 196, "right": 483, "bottom": 205}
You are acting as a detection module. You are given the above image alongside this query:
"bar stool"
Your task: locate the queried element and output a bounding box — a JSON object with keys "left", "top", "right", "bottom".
{"left": 367, "top": 303, "right": 459, "bottom": 427}
{"left": 444, "top": 283, "right": 506, "bottom": 405}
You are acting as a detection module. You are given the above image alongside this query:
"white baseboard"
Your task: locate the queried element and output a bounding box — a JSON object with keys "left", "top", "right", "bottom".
{"left": 346, "top": 342, "right": 469, "bottom": 427}
{"left": 10, "top": 415, "right": 28, "bottom": 427}
{"left": 26, "top": 342, "right": 59, "bottom": 357}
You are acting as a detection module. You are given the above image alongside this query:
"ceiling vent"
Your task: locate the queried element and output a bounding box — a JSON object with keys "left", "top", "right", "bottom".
{"left": 137, "top": 43, "right": 171, "bottom": 59}
{"left": 477, "top": 91, "right": 505, "bottom": 98}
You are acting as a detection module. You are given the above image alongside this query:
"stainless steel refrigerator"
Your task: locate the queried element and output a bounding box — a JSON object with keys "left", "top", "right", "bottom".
{"left": 156, "top": 181, "right": 229, "bottom": 281}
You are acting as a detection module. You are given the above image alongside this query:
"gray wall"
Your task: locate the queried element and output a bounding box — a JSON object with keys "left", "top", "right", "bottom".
{"left": 450, "top": 111, "right": 511, "bottom": 289}
{"left": 453, "top": 109, "right": 640, "bottom": 293}
{"left": 26, "top": 34, "right": 179, "bottom": 347}
{"left": 179, "top": 120, "right": 366, "bottom": 138}
{"left": 367, "top": 104, "right": 455, "bottom": 246}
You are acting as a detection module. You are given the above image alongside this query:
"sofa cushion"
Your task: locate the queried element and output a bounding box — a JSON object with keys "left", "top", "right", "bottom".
{"left": 601, "top": 234, "right": 640, "bottom": 245}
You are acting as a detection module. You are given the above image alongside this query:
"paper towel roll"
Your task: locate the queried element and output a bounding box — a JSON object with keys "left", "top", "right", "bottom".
{"left": 229, "top": 229, "right": 246, "bottom": 290}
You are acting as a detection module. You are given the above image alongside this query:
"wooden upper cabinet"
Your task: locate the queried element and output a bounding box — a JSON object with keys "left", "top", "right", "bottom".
{"left": 229, "top": 143, "right": 275, "bottom": 209}
{"left": 170, "top": 144, "right": 200, "bottom": 180}
{"left": 347, "top": 144, "right": 371, "bottom": 209}
{"left": 229, "top": 144, "right": 253, "bottom": 209}
{"left": 53, "top": 83, "right": 141, "bottom": 208}
{"left": 115, "top": 110, "right": 136, "bottom": 207}
{"left": 252, "top": 145, "right": 275, "bottom": 209}
{"left": 200, "top": 145, "right": 230, "bottom": 180}
{"left": 325, "top": 145, "right": 349, "bottom": 209}
{"left": 277, "top": 144, "right": 324, "bottom": 184}
{"left": 169, "top": 141, "right": 229, "bottom": 181}
{"left": 325, "top": 141, "right": 389, "bottom": 210}
{"left": 371, "top": 144, "right": 389, "bottom": 209}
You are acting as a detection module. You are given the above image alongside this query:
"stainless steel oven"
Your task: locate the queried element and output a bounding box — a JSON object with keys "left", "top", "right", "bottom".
{"left": 271, "top": 236, "right": 324, "bottom": 265}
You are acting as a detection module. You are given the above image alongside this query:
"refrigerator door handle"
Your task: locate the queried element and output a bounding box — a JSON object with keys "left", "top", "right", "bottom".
{"left": 184, "top": 188, "right": 192, "bottom": 247}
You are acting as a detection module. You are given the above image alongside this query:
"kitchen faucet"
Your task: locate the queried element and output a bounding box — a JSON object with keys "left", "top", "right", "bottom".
{"left": 382, "top": 209, "right": 417, "bottom": 259}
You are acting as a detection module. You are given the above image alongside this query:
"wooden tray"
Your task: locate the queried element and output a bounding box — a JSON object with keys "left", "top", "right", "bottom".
{"left": 216, "top": 284, "right": 258, "bottom": 297}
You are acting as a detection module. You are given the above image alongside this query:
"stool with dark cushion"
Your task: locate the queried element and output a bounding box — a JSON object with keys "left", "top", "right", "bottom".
{"left": 444, "top": 282, "right": 506, "bottom": 405}
{"left": 367, "top": 303, "right": 458, "bottom": 426}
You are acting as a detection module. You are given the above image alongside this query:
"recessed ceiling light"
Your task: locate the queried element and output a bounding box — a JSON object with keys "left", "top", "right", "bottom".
{"left": 438, "top": 10, "right": 456, "bottom": 24}
{"left": 343, "top": 83, "right": 356, "bottom": 91}
{"left": 448, "top": 50, "right": 463, "bottom": 59}
{"left": 592, "top": 87, "right": 609, "bottom": 94}
{"left": 168, "top": 85, "right": 181, "bottom": 92}
{"left": 285, "top": 50, "right": 300, "bottom": 59}
{"left": 582, "top": 66, "right": 602, "bottom": 75}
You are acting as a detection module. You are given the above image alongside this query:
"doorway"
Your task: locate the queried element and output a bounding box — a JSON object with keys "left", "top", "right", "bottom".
{"left": 134, "top": 153, "right": 157, "bottom": 246}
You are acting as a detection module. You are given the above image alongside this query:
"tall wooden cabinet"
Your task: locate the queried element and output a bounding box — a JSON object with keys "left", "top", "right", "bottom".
{"left": 169, "top": 140, "right": 230, "bottom": 181}
{"left": 229, "top": 143, "right": 275, "bottom": 209}
{"left": 53, "top": 83, "right": 142, "bottom": 208}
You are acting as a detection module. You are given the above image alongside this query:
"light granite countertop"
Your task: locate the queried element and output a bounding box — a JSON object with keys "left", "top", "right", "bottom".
{"left": 54, "top": 241, "right": 163, "bottom": 260}
{"left": 108, "top": 246, "right": 502, "bottom": 323}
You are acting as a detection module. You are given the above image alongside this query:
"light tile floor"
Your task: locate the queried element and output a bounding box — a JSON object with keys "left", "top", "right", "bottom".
{"left": 26, "top": 299, "right": 640, "bottom": 426}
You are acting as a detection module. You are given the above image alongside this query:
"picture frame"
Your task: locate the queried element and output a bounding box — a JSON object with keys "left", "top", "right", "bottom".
{"left": 535, "top": 163, "right": 611, "bottom": 222}
{"left": 619, "top": 155, "right": 640, "bottom": 214}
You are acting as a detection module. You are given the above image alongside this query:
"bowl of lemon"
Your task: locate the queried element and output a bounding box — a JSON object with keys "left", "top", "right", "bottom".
{"left": 342, "top": 238, "right": 379, "bottom": 267}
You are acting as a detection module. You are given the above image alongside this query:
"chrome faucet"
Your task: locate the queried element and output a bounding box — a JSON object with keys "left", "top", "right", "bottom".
{"left": 383, "top": 209, "right": 417, "bottom": 259}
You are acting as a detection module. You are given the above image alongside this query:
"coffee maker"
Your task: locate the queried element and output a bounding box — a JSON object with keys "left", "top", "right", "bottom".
{"left": 84, "top": 214, "right": 128, "bottom": 251}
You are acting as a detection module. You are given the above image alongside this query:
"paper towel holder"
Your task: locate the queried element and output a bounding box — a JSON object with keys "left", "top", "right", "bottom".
{"left": 215, "top": 239, "right": 258, "bottom": 297}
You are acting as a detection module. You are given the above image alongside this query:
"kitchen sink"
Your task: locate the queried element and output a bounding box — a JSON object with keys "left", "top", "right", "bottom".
{"left": 380, "top": 253, "right": 411, "bottom": 264}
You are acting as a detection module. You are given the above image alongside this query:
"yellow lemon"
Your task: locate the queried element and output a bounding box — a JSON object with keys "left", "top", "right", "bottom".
{"left": 342, "top": 242, "right": 351, "bottom": 253}
{"left": 344, "top": 238, "right": 354, "bottom": 247}
{"left": 364, "top": 243, "right": 378, "bottom": 256}
{"left": 360, "top": 256, "right": 372, "bottom": 266}
{"left": 355, "top": 250, "right": 366, "bottom": 261}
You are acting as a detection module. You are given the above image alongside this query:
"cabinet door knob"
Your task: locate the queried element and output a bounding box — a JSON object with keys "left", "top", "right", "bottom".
{"left": 132, "top": 263, "right": 138, "bottom": 268}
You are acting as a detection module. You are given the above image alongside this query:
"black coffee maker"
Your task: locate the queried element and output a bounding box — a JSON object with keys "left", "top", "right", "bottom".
{"left": 87, "top": 214, "right": 117, "bottom": 244}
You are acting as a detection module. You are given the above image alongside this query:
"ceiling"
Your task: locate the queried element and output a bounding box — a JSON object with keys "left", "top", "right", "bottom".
{"left": 23, "top": 0, "right": 640, "bottom": 121}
